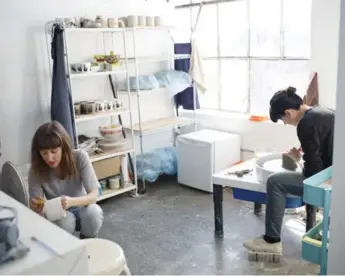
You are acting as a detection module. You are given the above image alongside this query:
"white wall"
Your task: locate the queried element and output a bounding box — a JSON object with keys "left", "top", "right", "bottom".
{"left": 0, "top": 0, "right": 174, "bottom": 166}
{"left": 328, "top": 0, "right": 345, "bottom": 273}
{"left": 310, "top": 0, "right": 340, "bottom": 109}
{"left": 180, "top": 110, "right": 299, "bottom": 160}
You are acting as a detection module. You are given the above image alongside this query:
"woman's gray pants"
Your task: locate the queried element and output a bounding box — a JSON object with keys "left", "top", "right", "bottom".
{"left": 265, "top": 172, "right": 316, "bottom": 238}
{"left": 54, "top": 204, "right": 103, "bottom": 238}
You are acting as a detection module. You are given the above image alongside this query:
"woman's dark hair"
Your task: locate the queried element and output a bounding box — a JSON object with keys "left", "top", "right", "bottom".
{"left": 31, "top": 121, "right": 78, "bottom": 181}
{"left": 269, "top": 86, "right": 303, "bottom": 122}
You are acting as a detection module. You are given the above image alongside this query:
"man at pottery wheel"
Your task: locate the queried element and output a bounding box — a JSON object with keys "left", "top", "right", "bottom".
{"left": 243, "top": 86, "right": 334, "bottom": 256}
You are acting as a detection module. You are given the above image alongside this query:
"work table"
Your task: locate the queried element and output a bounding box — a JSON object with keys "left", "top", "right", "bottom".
{"left": 0, "top": 191, "right": 89, "bottom": 274}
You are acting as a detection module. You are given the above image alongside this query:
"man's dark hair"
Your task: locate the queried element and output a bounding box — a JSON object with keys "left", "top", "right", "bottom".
{"left": 269, "top": 87, "right": 303, "bottom": 123}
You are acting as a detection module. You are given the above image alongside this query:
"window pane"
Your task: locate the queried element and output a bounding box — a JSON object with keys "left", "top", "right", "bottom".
{"left": 218, "top": 1, "right": 248, "bottom": 56}
{"left": 220, "top": 60, "right": 248, "bottom": 112}
{"left": 249, "top": 0, "right": 281, "bottom": 57}
{"left": 192, "top": 5, "right": 218, "bottom": 57}
{"left": 199, "top": 60, "right": 219, "bottom": 109}
{"left": 283, "top": 0, "right": 312, "bottom": 58}
{"left": 173, "top": 8, "right": 191, "bottom": 42}
{"left": 249, "top": 60, "right": 311, "bottom": 116}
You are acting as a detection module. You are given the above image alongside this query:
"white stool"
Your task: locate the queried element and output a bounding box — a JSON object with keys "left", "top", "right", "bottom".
{"left": 82, "top": 238, "right": 131, "bottom": 275}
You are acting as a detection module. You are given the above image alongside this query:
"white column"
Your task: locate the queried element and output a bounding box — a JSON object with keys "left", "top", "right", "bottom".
{"left": 328, "top": 0, "right": 345, "bottom": 274}
{"left": 310, "top": 0, "right": 340, "bottom": 109}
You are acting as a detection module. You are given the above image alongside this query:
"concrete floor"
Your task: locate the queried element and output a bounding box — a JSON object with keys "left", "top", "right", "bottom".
{"left": 98, "top": 178, "right": 319, "bottom": 275}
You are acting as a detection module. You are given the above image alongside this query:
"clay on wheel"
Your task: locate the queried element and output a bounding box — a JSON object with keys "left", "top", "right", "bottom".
{"left": 282, "top": 153, "right": 298, "bottom": 171}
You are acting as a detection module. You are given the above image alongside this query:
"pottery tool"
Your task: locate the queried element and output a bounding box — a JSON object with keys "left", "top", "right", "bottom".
{"left": 31, "top": 236, "right": 64, "bottom": 258}
{"left": 226, "top": 169, "right": 252, "bottom": 177}
{"left": 248, "top": 250, "right": 282, "bottom": 263}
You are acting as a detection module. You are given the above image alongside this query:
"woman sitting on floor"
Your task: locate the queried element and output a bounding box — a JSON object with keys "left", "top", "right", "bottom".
{"left": 29, "top": 120, "right": 103, "bottom": 238}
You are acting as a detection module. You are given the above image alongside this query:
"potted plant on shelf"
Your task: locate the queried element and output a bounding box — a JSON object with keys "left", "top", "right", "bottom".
{"left": 105, "top": 51, "right": 121, "bottom": 71}
{"left": 93, "top": 54, "right": 106, "bottom": 71}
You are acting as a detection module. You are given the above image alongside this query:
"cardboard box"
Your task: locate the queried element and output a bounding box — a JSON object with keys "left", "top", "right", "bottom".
{"left": 92, "top": 156, "right": 120, "bottom": 180}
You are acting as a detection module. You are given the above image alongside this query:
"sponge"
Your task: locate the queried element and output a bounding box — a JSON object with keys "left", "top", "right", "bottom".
{"left": 282, "top": 153, "right": 298, "bottom": 171}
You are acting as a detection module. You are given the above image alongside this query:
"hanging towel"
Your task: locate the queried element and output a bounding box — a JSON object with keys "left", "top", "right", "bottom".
{"left": 189, "top": 37, "right": 207, "bottom": 95}
{"left": 303, "top": 72, "right": 319, "bottom": 106}
{"left": 174, "top": 43, "right": 200, "bottom": 110}
{"left": 51, "top": 23, "right": 77, "bottom": 148}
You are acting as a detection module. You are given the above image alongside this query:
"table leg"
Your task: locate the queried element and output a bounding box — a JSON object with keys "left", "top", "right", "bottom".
{"left": 213, "top": 184, "right": 224, "bottom": 238}
{"left": 306, "top": 204, "right": 317, "bottom": 232}
{"left": 254, "top": 203, "right": 262, "bottom": 215}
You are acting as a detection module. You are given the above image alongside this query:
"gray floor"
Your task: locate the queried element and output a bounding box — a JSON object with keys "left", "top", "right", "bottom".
{"left": 98, "top": 178, "right": 319, "bottom": 275}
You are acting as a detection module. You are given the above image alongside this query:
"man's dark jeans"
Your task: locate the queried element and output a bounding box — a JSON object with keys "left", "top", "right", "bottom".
{"left": 265, "top": 171, "right": 317, "bottom": 238}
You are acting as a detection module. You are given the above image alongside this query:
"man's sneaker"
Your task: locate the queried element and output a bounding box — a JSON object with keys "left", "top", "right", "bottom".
{"left": 243, "top": 236, "right": 282, "bottom": 253}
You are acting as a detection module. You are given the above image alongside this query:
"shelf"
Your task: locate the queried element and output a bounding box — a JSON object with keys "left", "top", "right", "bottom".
{"left": 128, "top": 116, "right": 194, "bottom": 134}
{"left": 70, "top": 69, "right": 126, "bottom": 79}
{"left": 75, "top": 108, "right": 130, "bottom": 123}
{"left": 302, "top": 167, "right": 332, "bottom": 275}
{"left": 121, "top": 55, "right": 190, "bottom": 64}
{"left": 89, "top": 147, "right": 134, "bottom": 163}
{"left": 97, "top": 183, "right": 136, "bottom": 202}
{"left": 65, "top": 26, "right": 174, "bottom": 33}
{"left": 303, "top": 167, "right": 332, "bottom": 207}
{"left": 118, "top": 87, "right": 166, "bottom": 94}
{"left": 66, "top": 27, "right": 125, "bottom": 33}
{"left": 302, "top": 221, "right": 328, "bottom": 265}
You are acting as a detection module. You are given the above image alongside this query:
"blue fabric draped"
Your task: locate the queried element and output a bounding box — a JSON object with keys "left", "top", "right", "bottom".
{"left": 174, "top": 43, "right": 200, "bottom": 110}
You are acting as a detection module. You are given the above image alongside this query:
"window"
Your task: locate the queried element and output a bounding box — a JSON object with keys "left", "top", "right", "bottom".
{"left": 174, "top": 0, "right": 312, "bottom": 115}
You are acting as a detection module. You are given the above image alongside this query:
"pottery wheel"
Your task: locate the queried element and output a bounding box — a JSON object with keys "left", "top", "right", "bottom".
{"left": 263, "top": 159, "right": 293, "bottom": 173}
{"left": 260, "top": 156, "right": 302, "bottom": 173}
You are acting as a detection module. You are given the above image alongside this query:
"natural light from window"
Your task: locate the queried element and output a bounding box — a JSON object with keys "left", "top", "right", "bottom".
{"left": 173, "top": 0, "right": 312, "bottom": 116}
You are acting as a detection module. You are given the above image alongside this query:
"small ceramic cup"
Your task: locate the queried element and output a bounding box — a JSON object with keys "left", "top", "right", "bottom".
{"left": 138, "top": 16, "right": 146, "bottom": 26}
{"left": 146, "top": 16, "right": 155, "bottom": 27}
{"left": 83, "top": 62, "right": 91, "bottom": 72}
{"left": 108, "top": 18, "right": 125, "bottom": 28}
{"left": 64, "top": 17, "right": 76, "bottom": 28}
{"left": 154, "top": 16, "right": 162, "bottom": 26}
{"left": 127, "top": 15, "right": 138, "bottom": 27}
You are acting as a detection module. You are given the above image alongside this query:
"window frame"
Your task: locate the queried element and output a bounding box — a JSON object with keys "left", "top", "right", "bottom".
{"left": 175, "top": 0, "right": 311, "bottom": 114}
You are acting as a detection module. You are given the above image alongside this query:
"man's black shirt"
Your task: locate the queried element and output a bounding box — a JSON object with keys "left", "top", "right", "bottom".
{"left": 297, "top": 106, "right": 335, "bottom": 177}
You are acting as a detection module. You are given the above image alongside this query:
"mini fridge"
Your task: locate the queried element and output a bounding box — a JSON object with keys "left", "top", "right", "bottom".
{"left": 177, "top": 129, "right": 241, "bottom": 193}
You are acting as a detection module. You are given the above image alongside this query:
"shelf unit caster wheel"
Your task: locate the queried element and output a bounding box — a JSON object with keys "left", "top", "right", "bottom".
{"left": 130, "top": 190, "right": 139, "bottom": 198}
{"left": 137, "top": 179, "right": 146, "bottom": 195}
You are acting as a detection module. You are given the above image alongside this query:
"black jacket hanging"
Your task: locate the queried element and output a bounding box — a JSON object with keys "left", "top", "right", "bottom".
{"left": 50, "top": 23, "right": 77, "bottom": 148}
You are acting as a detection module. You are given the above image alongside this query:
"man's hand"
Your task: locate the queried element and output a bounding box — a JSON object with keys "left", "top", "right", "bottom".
{"left": 61, "top": 195, "right": 74, "bottom": 210}
{"left": 30, "top": 197, "right": 45, "bottom": 216}
{"left": 287, "top": 147, "right": 302, "bottom": 162}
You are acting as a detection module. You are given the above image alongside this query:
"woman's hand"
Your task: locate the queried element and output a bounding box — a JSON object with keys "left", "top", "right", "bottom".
{"left": 61, "top": 195, "right": 75, "bottom": 210}
{"left": 287, "top": 147, "right": 302, "bottom": 162}
{"left": 30, "top": 197, "right": 45, "bottom": 216}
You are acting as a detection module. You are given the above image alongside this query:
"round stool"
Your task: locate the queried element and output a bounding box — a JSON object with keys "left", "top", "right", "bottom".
{"left": 82, "top": 238, "right": 131, "bottom": 275}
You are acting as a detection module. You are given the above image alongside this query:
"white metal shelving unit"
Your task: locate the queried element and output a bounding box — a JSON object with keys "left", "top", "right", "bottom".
{"left": 45, "top": 22, "right": 197, "bottom": 196}
{"left": 45, "top": 22, "right": 139, "bottom": 201}
{"left": 127, "top": 27, "right": 197, "bottom": 193}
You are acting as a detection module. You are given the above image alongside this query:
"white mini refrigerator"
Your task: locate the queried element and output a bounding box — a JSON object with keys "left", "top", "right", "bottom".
{"left": 177, "top": 129, "right": 241, "bottom": 193}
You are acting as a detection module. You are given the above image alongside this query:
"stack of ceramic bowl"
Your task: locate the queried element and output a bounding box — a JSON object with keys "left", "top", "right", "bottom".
{"left": 98, "top": 124, "right": 128, "bottom": 151}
